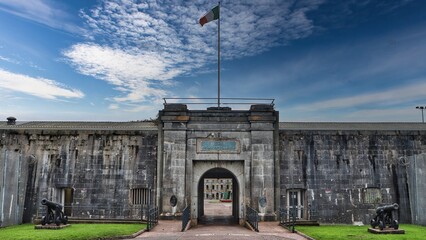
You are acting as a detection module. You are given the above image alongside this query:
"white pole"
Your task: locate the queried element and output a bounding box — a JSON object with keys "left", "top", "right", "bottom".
{"left": 217, "top": 1, "right": 221, "bottom": 108}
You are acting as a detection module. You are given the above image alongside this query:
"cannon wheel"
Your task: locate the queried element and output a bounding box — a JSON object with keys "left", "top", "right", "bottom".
{"left": 379, "top": 221, "right": 385, "bottom": 230}
{"left": 392, "top": 220, "right": 399, "bottom": 230}
{"left": 55, "top": 216, "right": 62, "bottom": 226}
{"left": 62, "top": 215, "right": 68, "bottom": 225}
{"left": 42, "top": 214, "right": 54, "bottom": 225}
{"left": 41, "top": 216, "right": 47, "bottom": 225}
{"left": 370, "top": 219, "right": 376, "bottom": 228}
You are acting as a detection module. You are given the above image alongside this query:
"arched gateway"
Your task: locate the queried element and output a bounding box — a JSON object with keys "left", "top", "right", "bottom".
{"left": 195, "top": 165, "right": 242, "bottom": 224}
{"left": 156, "top": 103, "right": 279, "bottom": 226}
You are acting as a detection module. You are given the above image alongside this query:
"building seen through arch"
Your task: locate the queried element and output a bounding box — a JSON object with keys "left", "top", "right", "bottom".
{"left": 204, "top": 178, "right": 232, "bottom": 200}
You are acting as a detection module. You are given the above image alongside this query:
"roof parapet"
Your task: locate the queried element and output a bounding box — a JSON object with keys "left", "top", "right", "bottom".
{"left": 7, "top": 116, "right": 16, "bottom": 125}
{"left": 163, "top": 98, "right": 275, "bottom": 111}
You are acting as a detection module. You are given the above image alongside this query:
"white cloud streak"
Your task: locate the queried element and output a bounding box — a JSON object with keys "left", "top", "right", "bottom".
{"left": 345, "top": 108, "right": 417, "bottom": 122}
{"left": 0, "top": 0, "right": 84, "bottom": 34}
{"left": 0, "top": 55, "right": 19, "bottom": 64}
{"left": 297, "top": 80, "right": 426, "bottom": 111}
{"left": 0, "top": 69, "right": 84, "bottom": 100}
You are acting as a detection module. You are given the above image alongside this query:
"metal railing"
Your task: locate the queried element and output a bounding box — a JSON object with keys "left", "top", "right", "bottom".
{"left": 38, "top": 204, "right": 159, "bottom": 223}
{"left": 181, "top": 206, "right": 191, "bottom": 232}
{"left": 39, "top": 205, "right": 144, "bottom": 221}
{"left": 246, "top": 205, "right": 259, "bottom": 232}
{"left": 308, "top": 204, "right": 317, "bottom": 220}
{"left": 163, "top": 98, "right": 275, "bottom": 109}
{"left": 279, "top": 206, "right": 298, "bottom": 233}
{"left": 279, "top": 204, "right": 318, "bottom": 232}
{"left": 146, "top": 205, "right": 159, "bottom": 231}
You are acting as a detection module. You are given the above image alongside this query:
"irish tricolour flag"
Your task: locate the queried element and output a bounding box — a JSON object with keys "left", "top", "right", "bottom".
{"left": 199, "top": 5, "right": 219, "bottom": 26}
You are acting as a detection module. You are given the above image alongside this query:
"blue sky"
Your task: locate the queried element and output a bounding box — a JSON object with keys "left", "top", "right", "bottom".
{"left": 0, "top": 0, "right": 425, "bottom": 122}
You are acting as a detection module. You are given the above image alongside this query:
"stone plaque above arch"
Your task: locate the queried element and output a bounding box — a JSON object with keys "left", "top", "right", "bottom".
{"left": 197, "top": 139, "right": 240, "bottom": 154}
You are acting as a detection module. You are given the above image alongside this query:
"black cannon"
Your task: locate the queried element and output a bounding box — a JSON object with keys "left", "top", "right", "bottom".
{"left": 40, "top": 198, "right": 68, "bottom": 226}
{"left": 370, "top": 203, "right": 399, "bottom": 230}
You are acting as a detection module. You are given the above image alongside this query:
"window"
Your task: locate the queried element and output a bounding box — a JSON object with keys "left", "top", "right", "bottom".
{"left": 130, "top": 188, "right": 151, "bottom": 205}
{"left": 363, "top": 188, "right": 381, "bottom": 204}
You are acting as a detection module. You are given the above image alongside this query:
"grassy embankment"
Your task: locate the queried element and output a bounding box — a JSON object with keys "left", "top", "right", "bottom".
{"left": 296, "top": 224, "right": 426, "bottom": 240}
{"left": 0, "top": 223, "right": 146, "bottom": 240}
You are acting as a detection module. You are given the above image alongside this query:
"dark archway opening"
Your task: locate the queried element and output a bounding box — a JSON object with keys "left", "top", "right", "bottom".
{"left": 198, "top": 168, "right": 239, "bottom": 225}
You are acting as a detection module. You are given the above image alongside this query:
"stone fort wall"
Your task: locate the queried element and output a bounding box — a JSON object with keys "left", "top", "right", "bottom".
{"left": 279, "top": 125, "right": 426, "bottom": 224}
{"left": 1, "top": 120, "right": 425, "bottom": 227}
{"left": 0, "top": 127, "right": 157, "bottom": 226}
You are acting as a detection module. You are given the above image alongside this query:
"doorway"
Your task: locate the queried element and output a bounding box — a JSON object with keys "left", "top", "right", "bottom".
{"left": 56, "top": 187, "right": 74, "bottom": 216}
{"left": 287, "top": 189, "right": 305, "bottom": 220}
{"left": 197, "top": 168, "right": 239, "bottom": 224}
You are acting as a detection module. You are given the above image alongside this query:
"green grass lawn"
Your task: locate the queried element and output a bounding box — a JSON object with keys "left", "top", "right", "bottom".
{"left": 0, "top": 223, "right": 146, "bottom": 240}
{"left": 296, "top": 224, "right": 426, "bottom": 240}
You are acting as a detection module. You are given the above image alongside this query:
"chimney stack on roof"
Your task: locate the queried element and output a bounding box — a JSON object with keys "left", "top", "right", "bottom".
{"left": 7, "top": 116, "right": 16, "bottom": 125}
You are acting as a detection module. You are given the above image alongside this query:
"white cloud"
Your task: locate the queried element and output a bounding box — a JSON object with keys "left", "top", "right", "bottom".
{"left": 64, "top": 0, "right": 324, "bottom": 111}
{"left": 281, "top": 107, "right": 419, "bottom": 122}
{"left": 296, "top": 80, "right": 426, "bottom": 111}
{"left": 109, "top": 104, "right": 119, "bottom": 110}
{"left": 63, "top": 44, "right": 171, "bottom": 103}
{"left": 0, "top": 0, "right": 84, "bottom": 34}
{"left": 0, "top": 69, "right": 84, "bottom": 99}
{"left": 238, "top": 21, "right": 426, "bottom": 105}
{"left": 79, "top": 0, "right": 323, "bottom": 61}
{"left": 345, "top": 108, "right": 418, "bottom": 122}
{"left": 0, "top": 55, "right": 19, "bottom": 64}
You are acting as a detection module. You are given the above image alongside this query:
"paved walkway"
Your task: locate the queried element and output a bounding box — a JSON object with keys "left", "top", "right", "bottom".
{"left": 131, "top": 202, "right": 309, "bottom": 240}
{"left": 133, "top": 220, "right": 308, "bottom": 240}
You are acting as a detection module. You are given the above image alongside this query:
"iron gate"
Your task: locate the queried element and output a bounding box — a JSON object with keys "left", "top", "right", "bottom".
{"left": 246, "top": 205, "right": 259, "bottom": 232}
{"left": 181, "top": 206, "right": 190, "bottom": 232}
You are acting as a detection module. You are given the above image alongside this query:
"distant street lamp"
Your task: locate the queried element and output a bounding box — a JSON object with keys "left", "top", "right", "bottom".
{"left": 416, "top": 106, "right": 425, "bottom": 123}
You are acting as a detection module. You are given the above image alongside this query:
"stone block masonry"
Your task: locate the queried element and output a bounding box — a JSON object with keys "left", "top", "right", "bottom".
{"left": 279, "top": 127, "right": 426, "bottom": 224}
{"left": 1, "top": 117, "right": 426, "bottom": 227}
{"left": 0, "top": 124, "right": 157, "bottom": 227}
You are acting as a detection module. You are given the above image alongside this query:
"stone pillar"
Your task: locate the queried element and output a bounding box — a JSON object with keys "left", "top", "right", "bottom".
{"left": 249, "top": 104, "right": 278, "bottom": 220}
{"left": 158, "top": 104, "right": 189, "bottom": 217}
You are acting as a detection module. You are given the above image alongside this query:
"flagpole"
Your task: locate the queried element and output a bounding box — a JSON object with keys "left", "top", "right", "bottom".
{"left": 217, "top": 1, "right": 221, "bottom": 108}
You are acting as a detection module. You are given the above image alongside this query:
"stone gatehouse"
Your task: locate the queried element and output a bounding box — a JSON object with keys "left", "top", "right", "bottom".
{"left": 1, "top": 104, "right": 425, "bottom": 227}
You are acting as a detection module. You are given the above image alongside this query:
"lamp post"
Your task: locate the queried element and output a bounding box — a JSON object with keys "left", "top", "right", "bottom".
{"left": 416, "top": 106, "right": 425, "bottom": 123}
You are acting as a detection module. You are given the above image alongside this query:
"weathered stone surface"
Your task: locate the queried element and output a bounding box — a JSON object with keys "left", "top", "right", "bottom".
{"left": 157, "top": 105, "right": 278, "bottom": 224}
{"left": 0, "top": 128, "right": 157, "bottom": 227}
{"left": 1, "top": 113, "right": 425, "bottom": 228}
{"left": 279, "top": 130, "right": 425, "bottom": 224}
{"left": 408, "top": 153, "right": 426, "bottom": 226}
